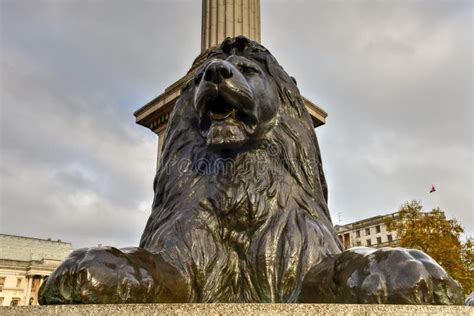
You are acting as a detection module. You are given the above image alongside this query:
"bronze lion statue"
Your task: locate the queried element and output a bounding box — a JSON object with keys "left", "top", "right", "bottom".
{"left": 39, "top": 36, "right": 464, "bottom": 304}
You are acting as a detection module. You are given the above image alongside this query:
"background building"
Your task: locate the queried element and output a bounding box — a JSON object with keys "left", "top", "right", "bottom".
{"left": 0, "top": 234, "right": 72, "bottom": 306}
{"left": 335, "top": 212, "right": 400, "bottom": 249}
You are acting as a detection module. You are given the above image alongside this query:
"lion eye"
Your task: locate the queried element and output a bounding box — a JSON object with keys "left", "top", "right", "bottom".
{"left": 239, "top": 64, "right": 260, "bottom": 75}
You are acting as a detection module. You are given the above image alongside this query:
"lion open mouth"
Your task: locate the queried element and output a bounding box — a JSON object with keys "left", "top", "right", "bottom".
{"left": 208, "top": 98, "right": 236, "bottom": 121}
{"left": 199, "top": 95, "right": 256, "bottom": 148}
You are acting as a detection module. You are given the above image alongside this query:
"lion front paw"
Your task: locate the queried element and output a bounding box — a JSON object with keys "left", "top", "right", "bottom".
{"left": 39, "top": 247, "right": 160, "bottom": 304}
{"left": 339, "top": 247, "right": 464, "bottom": 304}
{"left": 300, "top": 247, "right": 464, "bottom": 304}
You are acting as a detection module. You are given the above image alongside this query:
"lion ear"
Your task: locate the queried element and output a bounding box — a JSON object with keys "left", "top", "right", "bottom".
{"left": 291, "top": 76, "right": 297, "bottom": 86}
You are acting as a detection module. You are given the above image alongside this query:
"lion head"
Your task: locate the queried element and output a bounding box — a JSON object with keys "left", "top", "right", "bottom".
{"left": 193, "top": 38, "right": 280, "bottom": 149}
{"left": 140, "top": 36, "right": 341, "bottom": 303}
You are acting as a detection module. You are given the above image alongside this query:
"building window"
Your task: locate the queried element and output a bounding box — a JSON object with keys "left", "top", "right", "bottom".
{"left": 355, "top": 230, "right": 360, "bottom": 237}
{"left": 377, "top": 237, "right": 382, "bottom": 244}
{"left": 10, "top": 298, "right": 20, "bottom": 306}
{"left": 0, "top": 277, "right": 5, "bottom": 292}
{"left": 365, "top": 228, "right": 371, "bottom": 235}
{"left": 366, "top": 239, "right": 372, "bottom": 246}
{"left": 16, "top": 278, "right": 22, "bottom": 288}
{"left": 343, "top": 233, "right": 350, "bottom": 249}
{"left": 387, "top": 234, "right": 393, "bottom": 242}
{"left": 356, "top": 241, "right": 361, "bottom": 246}
{"left": 375, "top": 225, "right": 381, "bottom": 233}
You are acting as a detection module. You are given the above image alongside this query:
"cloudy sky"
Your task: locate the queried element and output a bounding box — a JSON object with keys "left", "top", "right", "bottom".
{"left": 1, "top": 0, "right": 472, "bottom": 248}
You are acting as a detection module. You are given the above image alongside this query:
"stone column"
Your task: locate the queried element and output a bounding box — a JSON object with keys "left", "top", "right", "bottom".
{"left": 25, "top": 276, "right": 33, "bottom": 304}
{"left": 201, "top": 0, "right": 261, "bottom": 51}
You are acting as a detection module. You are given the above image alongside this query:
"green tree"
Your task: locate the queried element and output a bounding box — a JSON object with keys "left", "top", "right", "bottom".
{"left": 385, "top": 200, "right": 473, "bottom": 294}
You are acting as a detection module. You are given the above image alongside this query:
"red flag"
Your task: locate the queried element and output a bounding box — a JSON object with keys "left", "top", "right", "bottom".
{"left": 430, "top": 185, "right": 436, "bottom": 193}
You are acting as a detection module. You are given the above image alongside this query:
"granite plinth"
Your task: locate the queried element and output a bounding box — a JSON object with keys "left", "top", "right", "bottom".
{"left": 3, "top": 304, "right": 472, "bottom": 316}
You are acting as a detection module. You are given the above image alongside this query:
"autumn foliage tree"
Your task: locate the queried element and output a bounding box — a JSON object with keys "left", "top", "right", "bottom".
{"left": 385, "top": 200, "right": 473, "bottom": 295}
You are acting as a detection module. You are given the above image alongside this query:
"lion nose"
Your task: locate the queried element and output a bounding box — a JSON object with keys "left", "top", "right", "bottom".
{"left": 204, "top": 60, "right": 233, "bottom": 84}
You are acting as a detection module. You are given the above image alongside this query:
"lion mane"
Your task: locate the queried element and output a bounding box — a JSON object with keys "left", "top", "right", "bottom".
{"left": 140, "top": 37, "right": 342, "bottom": 303}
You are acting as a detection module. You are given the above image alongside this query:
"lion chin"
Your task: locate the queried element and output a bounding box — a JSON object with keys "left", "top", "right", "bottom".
{"left": 202, "top": 109, "right": 248, "bottom": 148}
